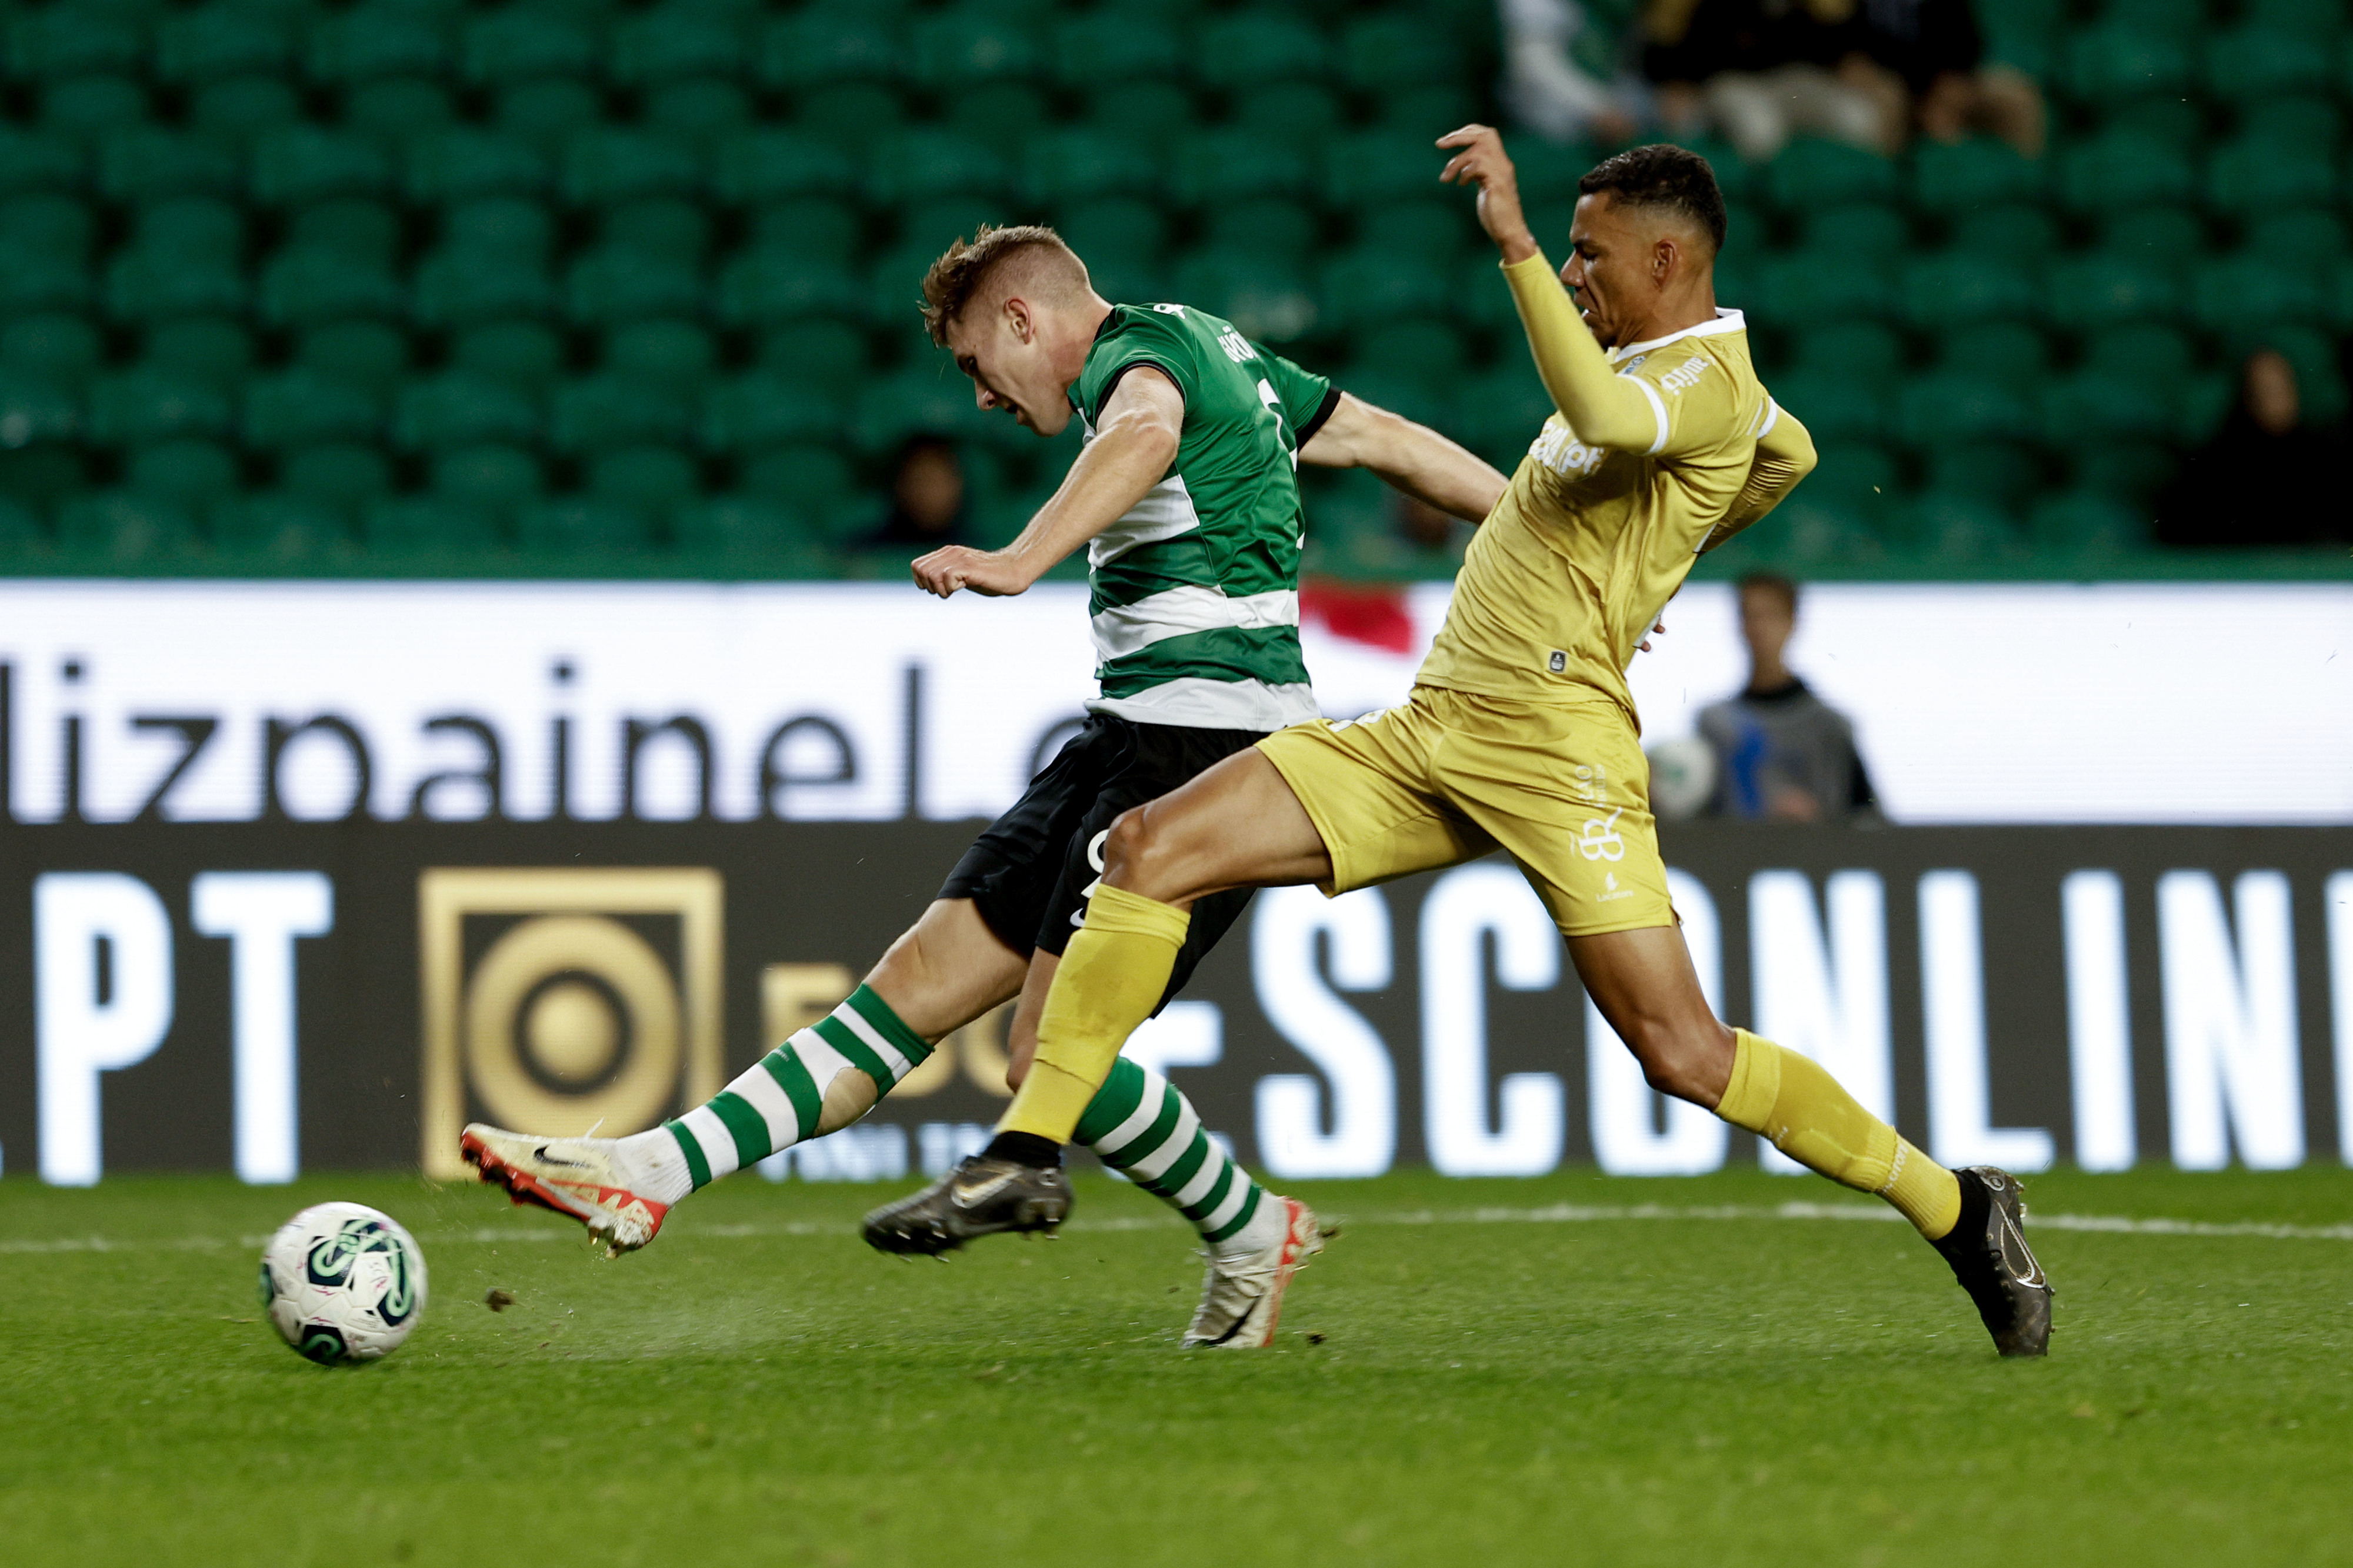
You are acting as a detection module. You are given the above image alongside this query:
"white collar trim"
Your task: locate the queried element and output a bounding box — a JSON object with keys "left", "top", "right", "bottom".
{"left": 1612, "top": 308, "right": 1747, "bottom": 362}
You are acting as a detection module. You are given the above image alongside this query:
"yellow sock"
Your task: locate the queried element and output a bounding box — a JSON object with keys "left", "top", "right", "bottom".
{"left": 1717, "top": 1029, "right": 1962, "bottom": 1240}
{"left": 996, "top": 885, "right": 1191, "bottom": 1144}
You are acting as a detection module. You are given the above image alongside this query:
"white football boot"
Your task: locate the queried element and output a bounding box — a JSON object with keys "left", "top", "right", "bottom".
{"left": 1182, "top": 1195, "right": 1326, "bottom": 1349}
{"left": 460, "top": 1123, "right": 672, "bottom": 1258}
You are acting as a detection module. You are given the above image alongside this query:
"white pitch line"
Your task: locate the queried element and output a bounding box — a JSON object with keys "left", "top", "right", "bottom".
{"left": 5, "top": 1201, "right": 2352, "bottom": 1255}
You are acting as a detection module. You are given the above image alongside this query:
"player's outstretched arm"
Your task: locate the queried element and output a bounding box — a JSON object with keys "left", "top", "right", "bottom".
{"left": 1702, "top": 402, "right": 1817, "bottom": 553}
{"left": 910, "top": 366, "right": 1183, "bottom": 598}
{"left": 1299, "top": 391, "right": 1509, "bottom": 523}
{"left": 1438, "top": 124, "right": 1662, "bottom": 453}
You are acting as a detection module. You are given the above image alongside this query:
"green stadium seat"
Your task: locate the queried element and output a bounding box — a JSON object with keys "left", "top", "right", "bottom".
{"left": 520, "top": 496, "right": 654, "bottom": 556}
{"left": 1197, "top": 12, "right": 1327, "bottom": 89}
{"left": 875, "top": 128, "right": 1010, "bottom": 208}
{"left": 0, "top": 128, "right": 85, "bottom": 196}
{"left": 296, "top": 319, "right": 410, "bottom": 391}
{"left": 364, "top": 493, "right": 503, "bottom": 555}
{"left": 1024, "top": 128, "right": 1161, "bottom": 208}
{"left": 1947, "top": 203, "right": 2060, "bottom": 261}
{"left": 0, "top": 369, "right": 83, "bottom": 449}
{"left": 704, "top": 369, "right": 845, "bottom": 455}
{"left": 1171, "top": 253, "right": 1319, "bottom": 343}
{"left": 1, "top": 313, "right": 103, "bottom": 386}
{"left": 1935, "top": 321, "right": 2048, "bottom": 385}
{"left": 1789, "top": 321, "right": 1905, "bottom": 382}
{"left": 644, "top": 79, "right": 755, "bottom": 139}
{"left": 439, "top": 195, "right": 557, "bottom": 258}
{"left": 451, "top": 320, "right": 566, "bottom": 389}
{"left": 1910, "top": 137, "right": 2045, "bottom": 214}
{"left": 108, "top": 224, "right": 248, "bottom": 325}
{"left": 1358, "top": 198, "right": 1473, "bottom": 264}
{"left": 912, "top": 4, "right": 1041, "bottom": 89}
{"left": 342, "top": 78, "right": 458, "bottom": 137}
{"left": 742, "top": 196, "right": 862, "bottom": 265}
{"left": 2059, "top": 22, "right": 2192, "bottom": 105}
{"left": 244, "top": 368, "right": 385, "bottom": 450}
{"left": 0, "top": 244, "right": 93, "bottom": 319}
{"left": 1205, "top": 197, "right": 1320, "bottom": 266}
{"left": 496, "top": 79, "right": 606, "bottom": 147}
{"left": 2204, "top": 24, "right": 2335, "bottom": 101}
{"left": 155, "top": 7, "right": 293, "bottom": 85}
{"left": 2246, "top": 0, "right": 2343, "bottom": 29}
{"left": 756, "top": 10, "right": 904, "bottom": 94}
{"left": 1339, "top": 13, "right": 1465, "bottom": 95}
{"left": 604, "top": 318, "right": 716, "bottom": 389}
{"left": 191, "top": 76, "right": 304, "bottom": 141}
{"left": 737, "top": 442, "right": 858, "bottom": 521}
{"left": 2099, "top": 203, "right": 2204, "bottom": 260}
{"left": 2048, "top": 248, "right": 2184, "bottom": 326}
{"left": 413, "top": 246, "right": 556, "bottom": 328}
{"left": 601, "top": 196, "right": 711, "bottom": 261}
{"left": 308, "top": 3, "right": 449, "bottom": 86}
{"left": 754, "top": 319, "right": 869, "bottom": 393}
{"left": 285, "top": 197, "right": 403, "bottom": 262}
{"left": 2027, "top": 489, "right": 2145, "bottom": 554}
{"left": 1766, "top": 369, "right": 1887, "bottom": 442}
{"left": 462, "top": 6, "right": 598, "bottom": 88}
{"left": 1764, "top": 139, "right": 1899, "bottom": 212}
{"left": 36, "top": 74, "right": 151, "bottom": 136}
{"left": 2107, "top": 94, "right": 2204, "bottom": 151}
{"left": 396, "top": 370, "right": 542, "bottom": 451}
{"left": 0, "top": 497, "right": 50, "bottom": 557}
{"left": 98, "top": 128, "right": 241, "bottom": 203}
{"left": 428, "top": 442, "right": 545, "bottom": 522}
{"left": 125, "top": 436, "right": 241, "bottom": 522}
{"left": 1900, "top": 248, "right": 2040, "bottom": 326}
{"left": 211, "top": 489, "right": 353, "bottom": 559}
{"left": 585, "top": 445, "right": 699, "bottom": 521}
{"left": 8, "top": 4, "right": 145, "bottom": 82}
{"left": 1079, "top": 82, "right": 1199, "bottom": 152}
{"left": 1794, "top": 202, "right": 1912, "bottom": 262}
{"left": 609, "top": 4, "right": 742, "bottom": 87}
{"left": 2058, "top": 133, "right": 2194, "bottom": 215}
{"left": 946, "top": 82, "right": 1053, "bottom": 159}
{"left": 144, "top": 316, "right": 256, "bottom": 388}
{"left": 1049, "top": 9, "right": 1182, "bottom": 89}
{"left": 674, "top": 497, "right": 829, "bottom": 563}
{"left": 91, "top": 365, "right": 235, "bottom": 446}
{"left": 853, "top": 364, "right": 1000, "bottom": 455}
{"left": 1234, "top": 82, "right": 1346, "bottom": 154}
{"left": 2206, "top": 133, "right": 2338, "bottom": 216}
{"left": 2042, "top": 366, "right": 2180, "bottom": 443}
{"left": 2190, "top": 253, "right": 2326, "bottom": 332}
{"left": 717, "top": 246, "right": 862, "bottom": 329}
{"left": 1324, "top": 128, "right": 1452, "bottom": 210}
{"left": 791, "top": 83, "right": 911, "bottom": 156}
{"left": 2245, "top": 208, "right": 2348, "bottom": 261}
{"left": 553, "top": 371, "right": 693, "bottom": 452}
{"left": 1759, "top": 249, "right": 1896, "bottom": 328}
{"left": 1900, "top": 491, "right": 2026, "bottom": 561}
{"left": 1350, "top": 319, "right": 1470, "bottom": 389}
{"left": 713, "top": 129, "right": 856, "bottom": 207}
{"left": 1921, "top": 436, "right": 2041, "bottom": 513}
{"left": 251, "top": 128, "right": 396, "bottom": 208}
{"left": 58, "top": 491, "right": 199, "bottom": 562}
{"left": 1448, "top": 363, "right": 1555, "bottom": 467}
{"left": 406, "top": 129, "right": 552, "bottom": 203}
{"left": 1899, "top": 372, "right": 2035, "bottom": 446}
{"left": 260, "top": 248, "right": 404, "bottom": 329}
{"left": 1319, "top": 243, "right": 1455, "bottom": 333}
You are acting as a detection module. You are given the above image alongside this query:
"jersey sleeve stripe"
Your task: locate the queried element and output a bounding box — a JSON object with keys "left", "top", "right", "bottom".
{"left": 1755, "top": 398, "right": 1780, "bottom": 439}
{"left": 1296, "top": 384, "right": 1343, "bottom": 445}
{"left": 1631, "top": 375, "right": 1671, "bottom": 456}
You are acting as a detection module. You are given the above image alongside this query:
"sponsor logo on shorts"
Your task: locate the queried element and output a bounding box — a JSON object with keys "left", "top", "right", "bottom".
{"left": 1574, "top": 808, "right": 1627, "bottom": 863}
{"left": 1072, "top": 828, "right": 1112, "bottom": 927}
{"left": 1571, "top": 764, "right": 1608, "bottom": 808}
{"left": 1598, "top": 870, "right": 1638, "bottom": 903}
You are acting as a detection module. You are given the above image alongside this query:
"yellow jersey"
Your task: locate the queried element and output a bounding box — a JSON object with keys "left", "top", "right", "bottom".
{"left": 1417, "top": 308, "right": 1778, "bottom": 723}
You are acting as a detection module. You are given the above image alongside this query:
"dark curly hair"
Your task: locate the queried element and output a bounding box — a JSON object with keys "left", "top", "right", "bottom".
{"left": 1578, "top": 144, "right": 1728, "bottom": 253}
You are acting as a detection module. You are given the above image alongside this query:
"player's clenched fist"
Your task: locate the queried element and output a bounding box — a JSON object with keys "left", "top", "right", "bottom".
{"left": 912, "top": 544, "right": 1031, "bottom": 598}
{"left": 1437, "top": 125, "right": 1539, "bottom": 266}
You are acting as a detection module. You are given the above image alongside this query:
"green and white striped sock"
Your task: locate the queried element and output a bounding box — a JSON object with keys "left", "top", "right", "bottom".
{"left": 631, "top": 984, "right": 934, "bottom": 1198}
{"left": 1077, "top": 1056, "right": 1278, "bottom": 1256}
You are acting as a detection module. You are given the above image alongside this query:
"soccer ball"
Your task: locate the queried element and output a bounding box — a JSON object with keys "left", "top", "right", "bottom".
{"left": 1646, "top": 735, "right": 1717, "bottom": 820}
{"left": 258, "top": 1202, "right": 428, "bottom": 1365}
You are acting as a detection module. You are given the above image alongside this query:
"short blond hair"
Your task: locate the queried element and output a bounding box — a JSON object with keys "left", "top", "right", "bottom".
{"left": 919, "top": 223, "right": 1088, "bottom": 346}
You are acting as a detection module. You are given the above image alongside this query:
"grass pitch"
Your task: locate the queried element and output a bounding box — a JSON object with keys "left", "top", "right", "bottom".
{"left": 3, "top": 1165, "right": 2349, "bottom": 1567}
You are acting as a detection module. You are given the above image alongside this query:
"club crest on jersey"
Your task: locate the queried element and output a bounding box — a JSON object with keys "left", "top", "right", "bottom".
{"left": 1529, "top": 420, "right": 1606, "bottom": 478}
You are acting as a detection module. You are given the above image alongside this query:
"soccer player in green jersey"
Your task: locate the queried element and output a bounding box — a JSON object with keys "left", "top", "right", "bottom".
{"left": 465, "top": 224, "right": 1508, "bottom": 1347}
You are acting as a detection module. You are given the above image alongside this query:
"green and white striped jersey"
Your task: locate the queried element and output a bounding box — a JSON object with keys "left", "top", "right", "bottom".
{"left": 1071, "top": 302, "right": 1339, "bottom": 731}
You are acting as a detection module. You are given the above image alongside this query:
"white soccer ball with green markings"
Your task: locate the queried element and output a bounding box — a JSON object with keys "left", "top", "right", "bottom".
{"left": 258, "top": 1203, "right": 428, "bottom": 1365}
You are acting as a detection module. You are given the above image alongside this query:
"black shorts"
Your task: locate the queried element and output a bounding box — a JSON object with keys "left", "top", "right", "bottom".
{"left": 939, "top": 712, "right": 1265, "bottom": 1012}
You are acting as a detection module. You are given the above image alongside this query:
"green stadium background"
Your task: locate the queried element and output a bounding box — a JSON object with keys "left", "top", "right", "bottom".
{"left": 0, "top": 0, "right": 2344, "bottom": 581}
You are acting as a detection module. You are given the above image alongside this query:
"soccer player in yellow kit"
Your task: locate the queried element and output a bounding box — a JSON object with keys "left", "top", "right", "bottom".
{"left": 866, "top": 131, "right": 2052, "bottom": 1358}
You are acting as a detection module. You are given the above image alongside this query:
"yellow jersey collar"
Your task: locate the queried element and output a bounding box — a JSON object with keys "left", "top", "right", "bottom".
{"left": 1611, "top": 308, "right": 1747, "bottom": 363}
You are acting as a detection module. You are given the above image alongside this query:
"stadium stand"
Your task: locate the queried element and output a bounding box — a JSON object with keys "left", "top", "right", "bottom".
{"left": 0, "top": 0, "right": 2342, "bottom": 578}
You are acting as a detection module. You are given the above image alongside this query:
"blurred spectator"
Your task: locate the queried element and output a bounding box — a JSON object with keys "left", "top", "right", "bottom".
{"left": 1645, "top": 0, "right": 1896, "bottom": 161}
{"left": 1696, "top": 573, "right": 1879, "bottom": 823}
{"left": 1501, "top": 0, "right": 1643, "bottom": 145}
{"left": 867, "top": 433, "right": 970, "bottom": 549}
{"left": 2154, "top": 351, "right": 2352, "bottom": 551}
{"left": 1644, "top": 0, "right": 2041, "bottom": 161}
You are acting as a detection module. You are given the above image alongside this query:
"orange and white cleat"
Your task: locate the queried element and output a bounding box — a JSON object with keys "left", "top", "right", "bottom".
{"left": 460, "top": 1123, "right": 671, "bottom": 1258}
{"left": 1182, "top": 1195, "right": 1327, "bottom": 1349}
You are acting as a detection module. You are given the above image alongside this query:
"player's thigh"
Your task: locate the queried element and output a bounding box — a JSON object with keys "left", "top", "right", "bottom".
{"left": 862, "top": 898, "right": 1030, "bottom": 1042}
{"left": 1565, "top": 924, "right": 1734, "bottom": 1108}
{"left": 1104, "top": 745, "right": 1339, "bottom": 904}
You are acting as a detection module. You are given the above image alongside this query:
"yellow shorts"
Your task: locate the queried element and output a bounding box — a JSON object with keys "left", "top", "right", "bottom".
{"left": 1256, "top": 683, "right": 1673, "bottom": 937}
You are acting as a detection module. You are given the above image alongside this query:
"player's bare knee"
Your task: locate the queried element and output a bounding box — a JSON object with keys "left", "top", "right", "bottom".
{"left": 1099, "top": 807, "right": 1162, "bottom": 887}
{"left": 1634, "top": 1021, "right": 1728, "bottom": 1105}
